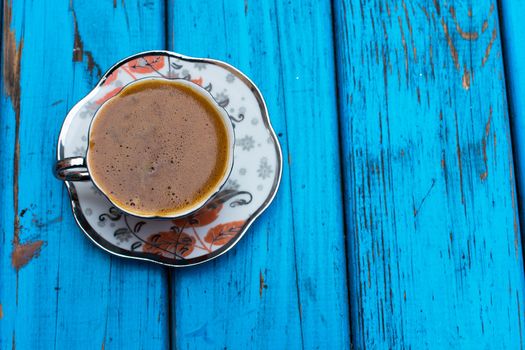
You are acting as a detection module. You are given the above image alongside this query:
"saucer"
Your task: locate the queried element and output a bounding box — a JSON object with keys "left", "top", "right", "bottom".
{"left": 57, "top": 51, "right": 282, "bottom": 267}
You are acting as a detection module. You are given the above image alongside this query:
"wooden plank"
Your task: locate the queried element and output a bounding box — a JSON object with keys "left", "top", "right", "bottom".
{"left": 168, "top": 1, "right": 350, "bottom": 348}
{"left": 333, "top": 0, "right": 525, "bottom": 348}
{"left": 500, "top": 0, "right": 525, "bottom": 236}
{"left": 0, "top": 1, "right": 168, "bottom": 348}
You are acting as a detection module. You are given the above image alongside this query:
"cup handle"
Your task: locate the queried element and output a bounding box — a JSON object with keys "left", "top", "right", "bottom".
{"left": 54, "top": 157, "right": 90, "bottom": 181}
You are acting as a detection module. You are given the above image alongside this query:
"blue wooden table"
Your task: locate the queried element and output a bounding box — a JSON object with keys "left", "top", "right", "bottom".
{"left": 1, "top": 0, "right": 524, "bottom": 348}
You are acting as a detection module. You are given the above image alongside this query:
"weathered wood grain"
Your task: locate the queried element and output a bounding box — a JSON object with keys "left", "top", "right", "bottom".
{"left": 168, "top": 0, "right": 351, "bottom": 349}
{"left": 0, "top": 1, "right": 168, "bottom": 348}
{"left": 333, "top": 0, "right": 525, "bottom": 348}
{"left": 500, "top": 0, "right": 525, "bottom": 240}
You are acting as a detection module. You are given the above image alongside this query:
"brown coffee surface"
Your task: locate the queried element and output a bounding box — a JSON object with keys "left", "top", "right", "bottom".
{"left": 87, "top": 79, "right": 230, "bottom": 217}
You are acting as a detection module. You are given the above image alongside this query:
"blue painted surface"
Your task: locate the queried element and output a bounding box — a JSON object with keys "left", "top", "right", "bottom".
{"left": 501, "top": 0, "right": 525, "bottom": 241}
{"left": 1, "top": 0, "right": 524, "bottom": 349}
{"left": 168, "top": 1, "right": 350, "bottom": 349}
{"left": 0, "top": 1, "right": 168, "bottom": 349}
{"left": 333, "top": 0, "right": 525, "bottom": 348}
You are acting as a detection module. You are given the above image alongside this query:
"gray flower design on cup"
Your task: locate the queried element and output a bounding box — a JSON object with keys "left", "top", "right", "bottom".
{"left": 114, "top": 227, "right": 132, "bottom": 243}
{"left": 257, "top": 157, "right": 273, "bottom": 179}
{"left": 214, "top": 91, "right": 229, "bottom": 107}
{"left": 136, "top": 58, "right": 149, "bottom": 68}
{"left": 194, "top": 63, "right": 206, "bottom": 70}
{"left": 181, "top": 69, "right": 191, "bottom": 79}
{"left": 226, "top": 179, "right": 240, "bottom": 190}
{"left": 79, "top": 101, "right": 98, "bottom": 119}
{"left": 237, "top": 135, "right": 255, "bottom": 151}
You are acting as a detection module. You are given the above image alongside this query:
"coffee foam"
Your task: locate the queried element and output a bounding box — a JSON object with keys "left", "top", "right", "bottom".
{"left": 87, "top": 79, "right": 230, "bottom": 217}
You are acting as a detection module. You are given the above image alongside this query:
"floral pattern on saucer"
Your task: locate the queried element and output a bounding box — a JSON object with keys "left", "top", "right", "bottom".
{"left": 57, "top": 51, "right": 282, "bottom": 266}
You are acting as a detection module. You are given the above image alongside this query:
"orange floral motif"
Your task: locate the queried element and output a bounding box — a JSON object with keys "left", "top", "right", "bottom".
{"left": 126, "top": 56, "right": 165, "bottom": 73}
{"left": 204, "top": 221, "right": 245, "bottom": 246}
{"left": 143, "top": 231, "right": 195, "bottom": 258}
{"left": 95, "top": 87, "right": 122, "bottom": 105}
{"left": 172, "top": 202, "right": 223, "bottom": 228}
{"left": 103, "top": 70, "right": 119, "bottom": 86}
{"left": 191, "top": 77, "right": 203, "bottom": 86}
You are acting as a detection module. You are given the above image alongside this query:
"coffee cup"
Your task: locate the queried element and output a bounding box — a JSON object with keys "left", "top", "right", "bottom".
{"left": 55, "top": 77, "right": 235, "bottom": 219}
